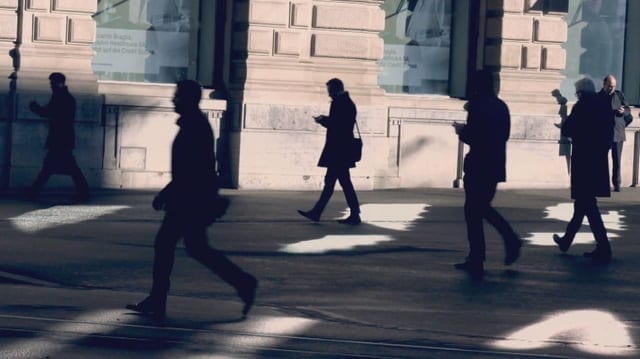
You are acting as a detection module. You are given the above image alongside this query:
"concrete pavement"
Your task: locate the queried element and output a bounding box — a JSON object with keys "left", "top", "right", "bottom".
{"left": 0, "top": 186, "right": 639, "bottom": 358}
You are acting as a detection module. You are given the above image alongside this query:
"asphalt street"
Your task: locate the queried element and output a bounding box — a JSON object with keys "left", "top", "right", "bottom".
{"left": 0, "top": 187, "right": 639, "bottom": 358}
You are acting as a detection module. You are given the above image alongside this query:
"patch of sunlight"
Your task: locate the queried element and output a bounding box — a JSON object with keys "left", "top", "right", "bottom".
{"left": 544, "top": 203, "right": 626, "bottom": 231}
{"left": 338, "top": 203, "right": 430, "bottom": 231}
{"left": 280, "top": 235, "right": 394, "bottom": 254}
{"left": 9, "top": 205, "right": 130, "bottom": 234}
{"left": 0, "top": 309, "right": 135, "bottom": 359}
{"left": 166, "top": 316, "right": 317, "bottom": 359}
{"left": 490, "top": 309, "right": 636, "bottom": 356}
{"left": 525, "top": 232, "right": 619, "bottom": 246}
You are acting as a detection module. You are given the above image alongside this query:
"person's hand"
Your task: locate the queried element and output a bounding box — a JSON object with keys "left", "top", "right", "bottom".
{"left": 452, "top": 122, "right": 465, "bottom": 134}
{"left": 616, "top": 107, "right": 625, "bottom": 115}
{"left": 152, "top": 195, "right": 166, "bottom": 211}
{"left": 313, "top": 115, "right": 327, "bottom": 123}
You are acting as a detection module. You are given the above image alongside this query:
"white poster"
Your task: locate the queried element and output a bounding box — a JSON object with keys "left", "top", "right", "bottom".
{"left": 378, "top": 0, "right": 452, "bottom": 94}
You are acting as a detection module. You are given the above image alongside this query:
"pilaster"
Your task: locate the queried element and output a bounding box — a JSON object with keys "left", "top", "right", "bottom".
{"left": 484, "top": 0, "right": 567, "bottom": 107}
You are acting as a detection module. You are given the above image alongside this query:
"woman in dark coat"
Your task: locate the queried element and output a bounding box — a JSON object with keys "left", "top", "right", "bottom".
{"left": 298, "top": 78, "right": 361, "bottom": 225}
{"left": 553, "top": 77, "right": 614, "bottom": 264}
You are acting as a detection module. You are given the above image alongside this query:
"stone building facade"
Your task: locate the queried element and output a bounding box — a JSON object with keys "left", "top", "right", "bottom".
{"left": 0, "top": 0, "right": 638, "bottom": 191}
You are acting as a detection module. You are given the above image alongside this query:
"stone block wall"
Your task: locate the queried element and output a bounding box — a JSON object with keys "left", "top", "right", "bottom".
{"left": 485, "top": 0, "right": 567, "bottom": 105}
{"left": 229, "top": 0, "right": 389, "bottom": 189}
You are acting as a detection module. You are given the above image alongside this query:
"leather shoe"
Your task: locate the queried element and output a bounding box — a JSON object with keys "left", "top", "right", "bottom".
{"left": 126, "top": 296, "right": 166, "bottom": 318}
{"left": 298, "top": 209, "right": 320, "bottom": 222}
{"left": 239, "top": 276, "right": 258, "bottom": 317}
{"left": 553, "top": 234, "right": 570, "bottom": 253}
{"left": 337, "top": 214, "right": 361, "bottom": 225}
{"left": 454, "top": 260, "right": 484, "bottom": 279}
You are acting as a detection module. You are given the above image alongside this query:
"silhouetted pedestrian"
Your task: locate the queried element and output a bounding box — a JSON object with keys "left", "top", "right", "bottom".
{"left": 453, "top": 70, "right": 521, "bottom": 279}
{"left": 598, "top": 75, "right": 632, "bottom": 192}
{"left": 298, "top": 78, "right": 361, "bottom": 225}
{"left": 28, "top": 72, "right": 89, "bottom": 202}
{"left": 553, "top": 77, "right": 614, "bottom": 264}
{"left": 126, "top": 80, "right": 257, "bottom": 319}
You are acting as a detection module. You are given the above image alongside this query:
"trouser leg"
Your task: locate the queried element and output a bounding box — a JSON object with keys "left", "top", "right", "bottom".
{"left": 150, "top": 214, "right": 181, "bottom": 300}
{"left": 68, "top": 156, "right": 90, "bottom": 196}
{"left": 337, "top": 168, "right": 360, "bottom": 214}
{"left": 563, "top": 199, "right": 587, "bottom": 245}
{"left": 312, "top": 168, "right": 339, "bottom": 214}
{"left": 184, "top": 228, "right": 255, "bottom": 293}
{"left": 485, "top": 206, "right": 519, "bottom": 247}
{"left": 611, "top": 141, "right": 623, "bottom": 189}
{"left": 463, "top": 181, "right": 494, "bottom": 263}
{"left": 583, "top": 197, "right": 610, "bottom": 252}
{"left": 31, "top": 154, "right": 54, "bottom": 194}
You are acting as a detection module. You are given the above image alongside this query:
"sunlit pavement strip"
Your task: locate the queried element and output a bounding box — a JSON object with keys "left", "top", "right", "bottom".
{"left": 489, "top": 309, "right": 637, "bottom": 356}
{"left": 525, "top": 203, "right": 625, "bottom": 246}
{"left": 9, "top": 205, "right": 130, "bottom": 233}
{"left": 280, "top": 234, "right": 395, "bottom": 254}
{"left": 338, "top": 203, "right": 429, "bottom": 231}
{"left": 0, "top": 310, "right": 136, "bottom": 359}
{"left": 0, "top": 312, "right": 316, "bottom": 359}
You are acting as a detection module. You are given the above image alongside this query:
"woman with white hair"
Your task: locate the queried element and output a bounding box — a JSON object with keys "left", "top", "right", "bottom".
{"left": 553, "top": 77, "right": 614, "bottom": 264}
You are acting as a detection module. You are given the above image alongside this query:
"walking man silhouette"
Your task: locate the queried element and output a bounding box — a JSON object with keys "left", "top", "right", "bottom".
{"left": 28, "top": 72, "right": 89, "bottom": 202}
{"left": 298, "top": 78, "right": 361, "bottom": 225}
{"left": 126, "top": 80, "right": 257, "bottom": 318}
{"left": 453, "top": 70, "right": 522, "bottom": 279}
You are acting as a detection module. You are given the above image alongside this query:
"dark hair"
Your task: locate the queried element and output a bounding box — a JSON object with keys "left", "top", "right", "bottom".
{"left": 326, "top": 78, "right": 344, "bottom": 93}
{"left": 176, "top": 79, "right": 202, "bottom": 103}
{"left": 49, "top": 72, "right": 66, "bottom": 84}
{"left": 471, "top": 70, "right": 495, "bottom": 97}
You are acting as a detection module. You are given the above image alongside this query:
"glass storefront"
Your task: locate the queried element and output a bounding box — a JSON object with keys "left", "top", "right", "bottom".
{"left": 378, "top": 0, "right": 452, "bottom": 95}
{"left": 92, "top": 0, "right": 199, "bottom": 83}
{"left": 561, "top": 0, "right": 627, "bottom": 100}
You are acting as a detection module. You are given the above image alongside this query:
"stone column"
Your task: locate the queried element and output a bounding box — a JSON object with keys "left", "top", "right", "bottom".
{"left": 484, "top": 0, "right": 567, "bottom": 110}
{"left": 227, "top": 0, "right": 388, "bottom": 189}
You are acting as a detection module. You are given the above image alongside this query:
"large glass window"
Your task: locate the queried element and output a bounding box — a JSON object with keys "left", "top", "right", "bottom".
{"left": 561, "top": 0, "right": 627, "bottom": 100}
{"left": 92, "top": 0, "right": 201, "bottom": 83}
{"left": 378, "top": 0, "right": 453, "bottom": 95}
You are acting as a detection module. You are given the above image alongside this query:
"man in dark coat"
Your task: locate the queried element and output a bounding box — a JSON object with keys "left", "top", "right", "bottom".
{"left": 598, "top": 75, "right": 632, "bottom": 192}
{"left": 127, "top": 80, "right": 257, "bottom": 318}
{"left": 553, "top": 77, "right": 614, "bottom": 264}
{"left": 453, "top": 70, "right": 521, "bottom": 279}
{"left": 28, "top": 72, "right": 89, "bottom": 202}
{"left": 298, "top": 78, "right": 361, "bottom": 225}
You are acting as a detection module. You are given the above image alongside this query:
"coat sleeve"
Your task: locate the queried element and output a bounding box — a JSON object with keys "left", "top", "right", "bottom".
{"left": 617, "top": 91, "right": 633, "bottom": 126}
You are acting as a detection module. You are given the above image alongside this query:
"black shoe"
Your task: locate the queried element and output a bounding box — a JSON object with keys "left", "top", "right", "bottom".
{"left": 126, "top": 296, "right": 166, "bottom": 318}
{"left": 337, "top": 214, "right": 361, "bottom": 225}
{"left": 298, "top": 209, "right": 320, "bottom": 222}
{"left": 553, "top": 234, "right": 570, "bottom": 253}
{"left": 239, "top": 276, "right": 258, "bottom": 317}
{"left": 614, "top": 187, "right": 621, "bottom": 192}
{"left": 454, "top": 260, "right": 484, "bottom": 279}
{"left": 504, "top": 237, "right": 522, "bottom": 265}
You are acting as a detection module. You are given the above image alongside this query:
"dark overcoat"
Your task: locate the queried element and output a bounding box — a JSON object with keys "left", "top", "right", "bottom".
{"left": 598, "top": 89, "right": 632, "bottom": 142}
{"left": 562, "top": 92, "right": 614, "bottom": 199}
{"left": 32, "top": 86, "right": 76, "bottom": 151}
{"left": 458, "top": 94, "right": 510, "bottom": 183}
{"left": 317, "top": 92, "right": 357, "bottom": 169}
{"left": 158, "top": 109, "right": 219, "bottom": 218}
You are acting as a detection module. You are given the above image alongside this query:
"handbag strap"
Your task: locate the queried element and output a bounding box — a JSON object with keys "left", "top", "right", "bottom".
{"left": 354, "top": 119, "right": 362, "bottom": 139}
